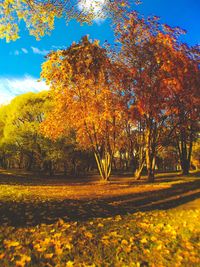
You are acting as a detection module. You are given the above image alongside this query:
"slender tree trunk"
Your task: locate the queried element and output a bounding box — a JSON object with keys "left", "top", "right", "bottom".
{"left": 119, "top": 151, "right": 123, "bottom": 171}
{"left": 94, "top": 151, "right": 112, "bottom": 181}
{"left": 145, "top": 119, "right": 157, "bottom": 183}
{"left": 134, "top": 143, "right": 145, "bottom": 180}
{"left": 135, "top": 159, "right": 145, "bottom": 180}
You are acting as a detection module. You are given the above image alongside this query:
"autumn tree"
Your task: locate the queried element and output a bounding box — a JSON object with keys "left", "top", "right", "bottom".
{"left": 0, "top": 105, "right": 10, "bottom": 168}
{"left": 191, "top": 139, "right": 200, "bottom": 169}
{"left": 0, "top": 92, "right": 51, "bottom": 170}
{"left": 115, "top": 12, "right": 189, "bottom": 182}
{"left": 0, "top": 0, "right": 135, "bottom": 42}
{"left": 41, "top": 36, "right": 125, "bottom": 181}
{"left": 0, "top": 92, "right": 85, "bottom": 175}
{"left": 165, "top": 45, "right": 200, "bottom": 175}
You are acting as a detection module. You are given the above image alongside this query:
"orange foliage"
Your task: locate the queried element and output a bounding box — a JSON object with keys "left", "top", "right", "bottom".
{"left": 40, "top": 36, "right": 126, "bottom": 180}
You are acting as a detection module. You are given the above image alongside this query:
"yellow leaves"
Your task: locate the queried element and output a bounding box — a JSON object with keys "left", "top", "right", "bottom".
{"left": 102, "top": 230, "right": 123, "bottom": 246}
{"left": 4, "top": 240, "right": 20, "bottom": 248}
{"left": 140, "top": 237, "right": 148, "bottom": 244}
{"left": 15, "top": 255, "right": 31, "bottom": 267}
{"left": 150, "top": 236, "right": 157, "bottom": 242}
{"left": 84, "top": 231, "right": 93, "bottom": 239}
{"left": 110, "top": 231, "right": 119, "bottom": 237}
{"left": 121, "top": 239, "right": 128, "bottom": 245}
{"left": 43, "top": 237, "right": 52, "bottom": 245}
{"left": 176, "top": 255, "right": 183, "bottom": 262}
{"left": 65, "top": 243, "right": 72, "bottom": 250}
{"left": 139, "top": 222, "right": 149, "bottom": 229}
{"left": 0, "top": 0, "right": 135, "bottom": 42}
{"left": 156, "top": 223, "right": 164, "bottom": 229}
{"left": 53, "top": 232, "right": 62, "bottom": 238}
{"left": 185, "top": 242, "right": 194, "bottom": 250}
{"left": 101, "top": 236, "right": 110, "bottom": 245}
{"left": 66, "top": 261, "right": 74, "bottom": 267}
{"left": 156, "top": 244, "right": 162, "bottom": 250}
{"left": 34, "top": 243, "right": 46, "bottom": 252}
{"left": 55, "top": 245, "right": 63, "bottom": 255}
{"left": 115, "top": 215, "right": 122, "bottom": 221}
{"left": 0, "top": 0, "right": 59, "bottom": 41}
{"left": 163, "top": 224, "right": 177, "bottom": 237}
{"left": 44, "top": 253, "right": 54, "bottom": 259}
{"left": 0, "top": 174, "right": 200, "bottom": 267}
{"left": 0, "top": 21, "right": 19, "bottom": 42}
{"left": 102, "top": 234, "right": 109, "bottom": 240}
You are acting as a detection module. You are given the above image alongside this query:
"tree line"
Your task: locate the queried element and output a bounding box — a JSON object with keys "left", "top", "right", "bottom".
{"left": 0, "top": 13, "right": 199, "bottom": 182}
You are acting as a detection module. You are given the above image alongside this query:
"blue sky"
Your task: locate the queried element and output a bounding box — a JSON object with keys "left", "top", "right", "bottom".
{"left": 0, "top": 0, "right": 199, "bottom": 104}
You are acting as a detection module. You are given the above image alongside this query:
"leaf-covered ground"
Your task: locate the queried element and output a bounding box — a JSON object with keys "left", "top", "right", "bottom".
{"left": 0, "top": 170, "right": 200, "bottom": 266}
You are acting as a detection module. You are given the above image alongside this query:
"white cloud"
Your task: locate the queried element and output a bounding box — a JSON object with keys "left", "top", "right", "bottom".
{"left": 31, "top": 46, "right": 49, "bottom": 56}
{"left": 10, "top": 47, "right": 50, "bottom": 57}
{"left": 21, "top": 48, "right": 28, "bottom": 54}
{"left": 10, "top": 48, "right": 29, "bottom": 56}
{"left": 78, "top": 0, "right": 107, "bottom": 21}
{"left": 51, "top": 45, "right": 66, "bottom": 50}
{"left": 14, "top": 50, "right": 20, "bottom": 56}
{"left": 0, "top": 75, "right": 49, "bottom": 105}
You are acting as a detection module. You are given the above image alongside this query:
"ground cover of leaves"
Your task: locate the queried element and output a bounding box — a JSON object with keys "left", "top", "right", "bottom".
{"left": 0, "top": 171, "right": 200, "bottom": 267}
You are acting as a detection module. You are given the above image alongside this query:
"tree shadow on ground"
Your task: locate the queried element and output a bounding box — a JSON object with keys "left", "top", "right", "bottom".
{"left": 0, "top": 168, "right": 102, "bottom": 185}
{"left": 0, "top": 169, "right": 199, "bottom": 186}
{"left": 0, "top": 177, "right": 200, "bottom": 228}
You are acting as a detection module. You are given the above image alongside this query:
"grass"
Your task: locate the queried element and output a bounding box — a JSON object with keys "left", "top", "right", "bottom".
{"left": 0, "top": 169, "right": 199, "bottom": 266}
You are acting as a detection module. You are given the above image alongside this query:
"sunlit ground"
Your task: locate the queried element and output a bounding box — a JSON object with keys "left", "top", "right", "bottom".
{"left": 0, "top": 169, "right": 199, "bottom": 266}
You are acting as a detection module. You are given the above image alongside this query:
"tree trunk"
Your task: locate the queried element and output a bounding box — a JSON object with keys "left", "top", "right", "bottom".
{"left": 19, "top": 152, "right": 24, "bottom": 169}
{"left": 63, "top": 162, "right": 67, "bottom": 176}
{"left": 135, "top": 160, "right": 145, "bottom": 180}
{"left": 94, "top": 151, "right": 111, "bottom": 181}
{"left": 179, "top": 150, "right": 190, "bottom": 175}
{"left": 112, "top": 158, "right": 117, "bottom": 171}
{"left": 181, "top": 160, "right": 190, "bottom": 175}
{"left": 147, "top": 167, "right": 155, "bottom": 182}
{"left": 48, "top": 160, "right": 53, "bottom": 176}
{"left": 26, "top": 152, "right": 34, "bottom": 171}
{"left": 146, "top": 150, "right": 156, "bottom": 182}
{"left": 176, "top": 123, "right": 193, "bottom": 176}
{"left": 145, "top": 120, "right": 157, "bottom": 183}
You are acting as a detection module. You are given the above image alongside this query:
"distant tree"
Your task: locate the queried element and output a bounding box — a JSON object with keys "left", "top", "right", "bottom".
{"left": 0, "top": 105, "right": 11, "bottom": 168}
{"left": 41, "top": 36, "right": 125, "bottom": 181}
{"left": 157, "top": 146, "right": 179, "bottom": 172}
{"left": 0, "top": 92, "right": 51, "bottom": 170}
{"left": 191, "top": 139, "right": 200, "bottom": 170}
